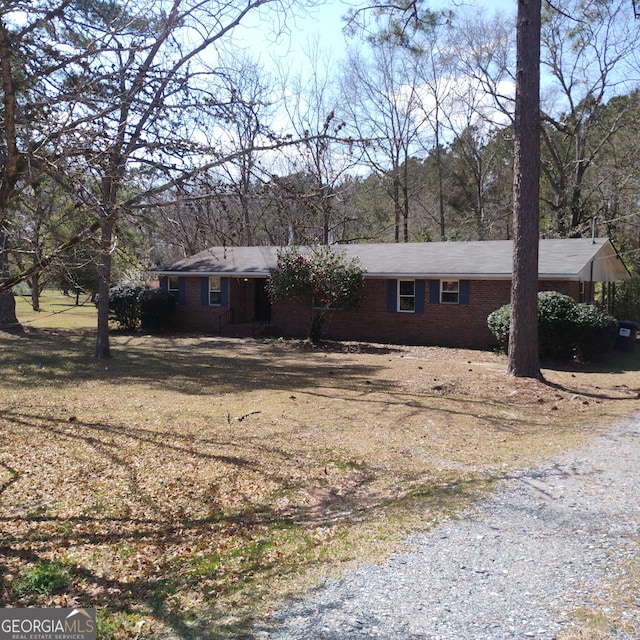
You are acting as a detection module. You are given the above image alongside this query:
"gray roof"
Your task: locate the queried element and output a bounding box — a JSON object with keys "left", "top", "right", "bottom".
{"left": 156, "top": 238, "right": 629, "bottom": 282}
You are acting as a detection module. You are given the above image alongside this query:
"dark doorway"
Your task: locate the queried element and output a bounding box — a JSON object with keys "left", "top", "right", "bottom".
{"left": 254, "top": 278, "right": 272, "bottom": 323}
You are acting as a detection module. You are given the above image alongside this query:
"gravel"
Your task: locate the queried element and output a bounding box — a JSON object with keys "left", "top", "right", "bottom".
{"left": 255, "top": 416, "right": 640, "bottom": 639}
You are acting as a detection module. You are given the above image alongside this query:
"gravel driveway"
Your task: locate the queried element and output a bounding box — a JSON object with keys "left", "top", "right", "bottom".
{"left": 256, "top": 416, "right": 640, "bottom": 639}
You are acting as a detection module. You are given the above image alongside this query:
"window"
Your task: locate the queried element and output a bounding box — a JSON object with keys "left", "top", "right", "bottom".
{"left": 313, "top": 296, "right": 335, "bottom": 309}
{"left": 398, "top": 280, "right": 415, "bottom": 312}
{"left": 168, "top": 276, "right": 179, "bottom": 298}
{"left": 209, "top": 276, "right": 222, "bottom": 305}
{"left": 441, "top": 280, "right": 459, "bottom": 304}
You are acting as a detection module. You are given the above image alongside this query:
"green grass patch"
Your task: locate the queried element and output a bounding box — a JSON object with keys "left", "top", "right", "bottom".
{"left": 97, "top": 610, "right": 148, "bottom": 640}
{"left": 12, "top": 561, "right": 73, "bottom": 598}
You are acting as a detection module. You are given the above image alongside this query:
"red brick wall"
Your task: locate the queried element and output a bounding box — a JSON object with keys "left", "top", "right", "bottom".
{"left": 271, "top": 278, "right": 582, "bottom": 349}
{"left": 168, "top": 276, "right": 227, "bottom": 332}
{"left": 166, "top": 275, "right": 582, "bottom": 348}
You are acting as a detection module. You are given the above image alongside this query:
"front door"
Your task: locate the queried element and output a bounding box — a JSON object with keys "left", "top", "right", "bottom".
{"left": 254, "top": 278, "right": 271, "bottom": 323}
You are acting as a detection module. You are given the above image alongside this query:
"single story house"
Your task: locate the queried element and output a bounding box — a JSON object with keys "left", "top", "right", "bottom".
{"left": 154, "top": 238, "right": 630, "bottom": 349}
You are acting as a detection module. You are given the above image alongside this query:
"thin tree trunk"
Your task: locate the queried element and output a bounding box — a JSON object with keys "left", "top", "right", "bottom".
{"left": 507, "top": 0, "right": 542, "bottom": 379}
{"left": 96, "top": 169, "right": 119, "bottom": 359}
{"left": 433, "top": 104, "right": 446, "bottom": 241}
{"left": 393, "top": 166, "right": 401, "bottom": 243}
{"left": 30, "top": 272, "right": 41, "bottom": 312}
{"left": 95, "top": 215, "right": 114, "bottom": 359}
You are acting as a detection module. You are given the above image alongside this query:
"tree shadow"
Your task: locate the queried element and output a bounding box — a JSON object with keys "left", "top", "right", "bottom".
{"left": 0, "top": 403, "right": 405, "bottom": 638}
{"left": 0, "top": 328, "right": 385, "bottom": 397}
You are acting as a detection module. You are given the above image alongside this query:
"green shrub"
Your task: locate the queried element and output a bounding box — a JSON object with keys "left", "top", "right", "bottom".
{"left": 99, "top": 284, "right": 175, "bottom": 333}
{"left": 12, "top": 561, "right": 72, "bottom": 597}
{"left": 105, "top": 284, "right": 144, "bottom": 332}
{"left": 267, "top": 246, "right": 366, "bottom": 344}
{"left": 487, "top": 291, "right": 618, "bottom": 363}
{"left": 139, "top": 287, "right": 176, "bottom": 332}
{"left": 573, "top": 304, "right": 618, "bottom": 362}
{"left": 537, "top": 291, "right": 580, "bottom": 361}
{"left": 486, "top": 303, "right": 511, "bottom": 351}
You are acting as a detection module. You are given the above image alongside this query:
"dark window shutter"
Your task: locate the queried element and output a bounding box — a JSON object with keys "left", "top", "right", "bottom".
{"left": 177, "top": 277, "right": 186, "bottom": 305}
{"left": 429, "top": 280, "right": 440, "bottom": 305}
{"left": 460, "top": 280, "right": 470, "bottom": 305}
{"left": 201, "top": 277, "right": 209, "bottom": 306}
{"left": 159, "top": 276, "right": 168, "bottom": 291}
{"left": 221, "top": 278, "right": 229, "bottom": 306}
{"left": 387, "top": 280, "right": 397, "bottom": 313}
{"left": 415, "top": 280, "right": 425, "bottom": 314}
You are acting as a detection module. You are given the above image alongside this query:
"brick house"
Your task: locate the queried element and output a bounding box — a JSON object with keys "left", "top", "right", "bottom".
{"left": 154, "top": 238, "right": 629, "bottom": 349}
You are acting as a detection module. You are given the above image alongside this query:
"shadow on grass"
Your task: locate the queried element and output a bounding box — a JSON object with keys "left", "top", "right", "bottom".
{"left": 541, "top": 347, "right": 640, "bottom": 374}
{"left": 0, "top": 472, "right": 485, "bottom": 640}
{"left": 2, "top": 328, "right": 639, "bottom": 638}
{"left": 0, "top": 328, "right": 386, "bottom": 396}
{"left": 0, "top": 391, "right": 493, "bottom": 638}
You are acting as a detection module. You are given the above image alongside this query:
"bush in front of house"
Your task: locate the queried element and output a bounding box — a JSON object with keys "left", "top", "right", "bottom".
{"left": 572, "top": 303, "right": 618, "bottom": 362}
{"left": 485, "top": 302, "right": 511, "bottom": 351}
{"left": 536, "top": 291, "right": 581, "bottom": 361}
{"left": 138, "top": 287, "right": 176, "bottom": 332}
{"left": 100, "top": 284, "right": 175, "bottom": 332}
{"left": 266, "top": 245, "right": 366, "bottom": 344}
{"left": 487, "top": 291, "right": 618, "bottom": 362}
{"left": 106, "top": 284, "right": 144, "bottom": 332}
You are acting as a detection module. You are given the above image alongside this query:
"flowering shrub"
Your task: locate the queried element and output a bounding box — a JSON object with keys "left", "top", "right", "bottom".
{"left": 266, "top": 246, "right": 366, "bottom": 342}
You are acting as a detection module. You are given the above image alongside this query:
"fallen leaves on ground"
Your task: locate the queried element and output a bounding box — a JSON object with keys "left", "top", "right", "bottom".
{"left": 1, "top": 329, "right": 639, "bottom": 638}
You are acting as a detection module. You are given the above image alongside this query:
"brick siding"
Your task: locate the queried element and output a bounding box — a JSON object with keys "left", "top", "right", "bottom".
{"left": 167, "top": 275, "right": 582, "bottom": 349}
{"left": 272, "top": 278, "right": 582, "bottom": 349}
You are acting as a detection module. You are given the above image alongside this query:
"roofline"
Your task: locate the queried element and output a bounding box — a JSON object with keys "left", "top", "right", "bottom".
{"left": 153, "top": 270, "right": 271, "bottom": 277}
{"left": 154, "top": 269, "right": 586, "bottom": 281}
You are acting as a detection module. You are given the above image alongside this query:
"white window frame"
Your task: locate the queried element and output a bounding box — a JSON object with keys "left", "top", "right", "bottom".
{"left": 398, "top": 279, "right": 416, "bottom": 312}
{"left": 440, "top": 280, "right": 460, "bottom": 304}
{"left": 209, "top": 276, "right": 222, "bottom": 306}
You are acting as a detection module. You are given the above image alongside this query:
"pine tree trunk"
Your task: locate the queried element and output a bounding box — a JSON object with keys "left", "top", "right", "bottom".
{"left": 507, "top": 0, "right": 542, "bottom": 379}
{"left": 0, "top": 232, "right": 17, "bottom": 326}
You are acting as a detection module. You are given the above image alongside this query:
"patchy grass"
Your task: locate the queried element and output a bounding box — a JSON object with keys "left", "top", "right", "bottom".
{"left": 558, "top": 539, "right": 640, "bottom": 640}
{"left": 11, "top": 560, "right": 74, "bottom": 598}
{"left": 0, "top": 326, "right": 639, "bottom": 638}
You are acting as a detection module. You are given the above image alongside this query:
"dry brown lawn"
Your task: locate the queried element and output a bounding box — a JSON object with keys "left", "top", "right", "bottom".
{"left": 1, "top": 324, "right": 639, "bottom": 638}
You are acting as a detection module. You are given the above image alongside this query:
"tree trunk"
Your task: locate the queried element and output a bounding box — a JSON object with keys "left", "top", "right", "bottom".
{"left": 95, "top": 215, "right": 114, "bottom": 359}
{"left": 507, "top": 0, "right": 542, "bottom": 379}
{"left": 402, "top": 154, "right": 409, "bottom": 243}
{"left": 0, "top": 291, "right": 17, "bottom": 326}
{"left": 393, "top": 166, "right": 401, "bottom": 242}
{"left": 30, "top": 272, "right": 41, "bottom": 312}
{"left": 0, "top": 24, "right": 19, "bottom": 328}
{"left": 0, "top": 232, "right": 17, "bottom": 326}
